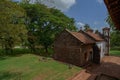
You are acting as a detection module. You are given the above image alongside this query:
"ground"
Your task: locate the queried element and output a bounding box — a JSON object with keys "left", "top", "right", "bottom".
{"left": 69, "top": 56, "right": 120, "bottom": 80}
{"left": 0, "top": 50, "right": 119, "bottom": 80}
{"left": 0, "top": 54, "right": 81, "bottom": 80}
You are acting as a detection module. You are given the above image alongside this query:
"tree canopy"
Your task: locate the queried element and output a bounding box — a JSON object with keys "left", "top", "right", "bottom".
{"left": 20, "top": 2, "right": 76, "bottom": 52}
{"left": 83, "top": 24, "right": 90, "bottom": 31}
{"left": 0, "top": 0, "right": 77, "bottom": 54}
{"left": 0, "top": 0, "right": 27, "bottom": 53}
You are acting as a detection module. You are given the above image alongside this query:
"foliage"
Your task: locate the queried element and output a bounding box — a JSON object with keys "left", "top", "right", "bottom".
{"left": 110, "top": 46, "right": 120, "bottom": 51}
{"left": 0, "top": 48, "right": 53, "bottom": 56}
{"left": 106, "top": 15, "right": 120, "bottom": 49}
{"left": 83, "top": 24, "right": 90, "bottom": 31}
{"left": 20, "top": 3, "right": 77, "bottom": 52}
{"left": 106, "top": 15, "right": 115, "bottom": 30}
{"left": 110, "top": 30, "right": 120, "bottom": 47}
{"left": 21, "top": 0, "right": 54, "bottom": 4}
{"left": 0, "top": 54, "right": 81, "bottom": 80}
{"left": 0, "top": 0, "right": 27, "bottom": 54}
{"left": 0, "top": 0, "right": 77, "bottom": 54}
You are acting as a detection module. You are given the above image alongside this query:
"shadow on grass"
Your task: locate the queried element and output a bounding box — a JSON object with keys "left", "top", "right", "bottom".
{"left": 0, "top": 71, "right": 22, "bottom": 80}
{"left": 0, "top": 56, "right": 8, "bottom": 60}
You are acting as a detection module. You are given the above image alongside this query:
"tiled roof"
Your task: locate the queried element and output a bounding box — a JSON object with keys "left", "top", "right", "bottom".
{"left": 68, "top": 31, "right": 95, "bottom": 44}
{"left": 86, "top": 32, "right": 104, "bottom": 41}
{"left": 64, "top": 29, "right": 104, "bottom": 44}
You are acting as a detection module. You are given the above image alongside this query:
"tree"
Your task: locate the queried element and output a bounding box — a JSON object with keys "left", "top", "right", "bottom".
{"left": 83, "top": 24, "right": 90, "bottom": 31}
{"left": 106, "top": 15, "right": 115, "bottom": 30}
{"left": 110, "top": 31, "right": 120, "bottom": 47}
{"left": 20, "top": 3, "right": 77, "bottom": 53}
{"left": 21, "top": 0, "right": 54, "bottom": 4}
{"left": 0, "top": 0, "right": 27, "bottom": 54}
{"left": 106, "top": 15, "right": 120, "bottom": 49}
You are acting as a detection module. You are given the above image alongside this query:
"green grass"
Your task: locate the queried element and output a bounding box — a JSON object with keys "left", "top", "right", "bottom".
{"left": 110, "top": 50, "right": 120, "bottom": 56}
{"left": 0, "top": 54, "right": 81, "bottom": 80}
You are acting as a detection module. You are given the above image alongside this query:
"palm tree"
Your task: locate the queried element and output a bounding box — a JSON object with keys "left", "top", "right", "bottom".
{"left": 106, "top": 15, "right": 115, "bottom": 30}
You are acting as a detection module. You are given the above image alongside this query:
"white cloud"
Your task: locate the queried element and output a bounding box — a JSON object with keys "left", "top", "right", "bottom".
{"left": 15, "top": 0, "right": 76, "bottom": 11}
{"left": 96, "top": 0, "right": 103, "bottom": 4}
{"left": 94, "top": 21, "right": 100, "bottom": 25}
{"left": 76, "top": 22, "right": 85, "bottom": 29}
{"left": 31, "top": 0, "right": 76, "bottom": 11}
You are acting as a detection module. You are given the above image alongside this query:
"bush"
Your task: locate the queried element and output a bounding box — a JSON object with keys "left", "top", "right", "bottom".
{"left": 0, "top": 48, "right": 31, "bottom": 56}
{"left": 34, "top": 48, "right": 54, "bottom": 57}
{"left": 0, "top": 48, "right": 54, "bottom": 57}
{"left": 110, "top": 46, "right": 120, "bottom": 51}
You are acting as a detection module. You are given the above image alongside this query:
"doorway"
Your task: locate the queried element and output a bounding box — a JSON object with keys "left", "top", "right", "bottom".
{"left": 89, "top": 51, "right": 93, "bottom": 61}
{"left": 93, "top": 44, "right": 100, "bottom": 64}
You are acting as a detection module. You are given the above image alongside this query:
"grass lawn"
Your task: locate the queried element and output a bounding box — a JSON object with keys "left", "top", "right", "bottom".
{"left": 110, "top": 50, "right": 120, "bottom": 56}
{"left": 0, "top": 54, "right": 81, "bottom": 80}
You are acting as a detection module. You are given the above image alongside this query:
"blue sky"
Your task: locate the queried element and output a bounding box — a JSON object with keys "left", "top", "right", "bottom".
{"left": 64, "top": 0, "right": 109, "bottom": 31}
{"left": 14, "top": 0, "right": 109, "bottom": 31}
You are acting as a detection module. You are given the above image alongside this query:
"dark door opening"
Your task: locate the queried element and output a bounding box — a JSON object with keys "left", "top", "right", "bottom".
{"left": 89, "top": 51, "right": 93, "bottom": 62}
{"left": 93, "top": 44, "right": 100, "bottom": 64}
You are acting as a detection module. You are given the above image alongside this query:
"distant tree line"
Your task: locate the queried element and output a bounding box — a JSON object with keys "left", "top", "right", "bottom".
{"left": 0, "top": 0, "right": 77, "bottom": 55}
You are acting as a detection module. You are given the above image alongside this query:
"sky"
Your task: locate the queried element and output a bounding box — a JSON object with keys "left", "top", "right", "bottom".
{"left": 14, "top": 0, "right": 109, "bottom": 31}
{"left": 63, "top": 0, "right": 109, "bottom": 31}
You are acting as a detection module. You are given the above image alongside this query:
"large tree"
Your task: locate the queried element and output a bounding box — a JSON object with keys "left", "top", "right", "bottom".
{"left": 20, "top": 3, "right": 76, "bottom": 53}
{"left": 0, "top": 0, "right": 27, "bottom": 53}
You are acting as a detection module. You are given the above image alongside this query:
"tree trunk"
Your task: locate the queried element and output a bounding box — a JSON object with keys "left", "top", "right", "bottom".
{"left": 45, "top": 46, "right": 48, "bottom": 53}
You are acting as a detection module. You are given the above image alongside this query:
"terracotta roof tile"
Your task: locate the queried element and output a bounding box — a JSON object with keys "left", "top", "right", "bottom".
{"left": 69, "top": 32, "right": 95, "bottom": 44}
{"left": 86, "top": 32, "right": 104, "bottom": 41}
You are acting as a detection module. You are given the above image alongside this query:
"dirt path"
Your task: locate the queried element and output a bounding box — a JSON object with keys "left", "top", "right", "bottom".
{"left": 69, "top": 56, "right": 120, "bottom": 80}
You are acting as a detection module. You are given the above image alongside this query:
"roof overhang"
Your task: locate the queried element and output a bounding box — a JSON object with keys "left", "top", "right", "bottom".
{"left": 104, "top": 0, "right": 120, "bottom": 30}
